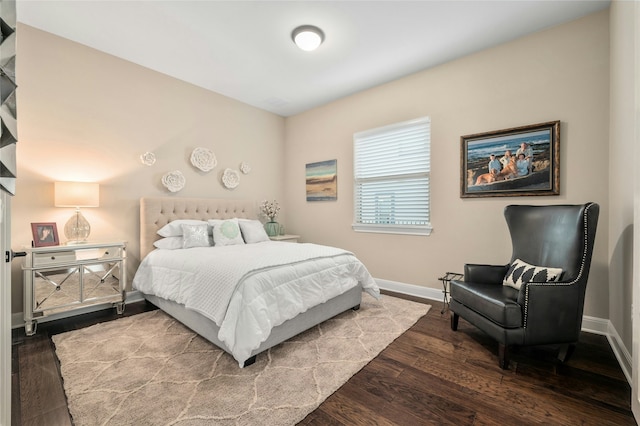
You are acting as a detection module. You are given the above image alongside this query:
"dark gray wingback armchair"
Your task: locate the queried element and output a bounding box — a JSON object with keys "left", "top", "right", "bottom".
{"left": 449, "top": 203, "right": 599, "bottom": 369}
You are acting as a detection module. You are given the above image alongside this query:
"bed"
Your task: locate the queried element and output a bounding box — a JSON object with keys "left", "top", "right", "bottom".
{"left": 132, "top": 197, "right": 380, "bottom": 367}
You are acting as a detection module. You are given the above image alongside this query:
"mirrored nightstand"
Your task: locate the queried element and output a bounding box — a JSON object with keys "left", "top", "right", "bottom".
{"left": 22, "top": 241, "right": 127, "bottom": 335}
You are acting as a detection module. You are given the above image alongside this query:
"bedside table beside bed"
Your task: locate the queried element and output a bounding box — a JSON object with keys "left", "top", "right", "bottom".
{"left": 269, "top": 234, "right": 300, "bottom": 243}
{"left": 22, "top": 241, "right": 127, "bottom": 335}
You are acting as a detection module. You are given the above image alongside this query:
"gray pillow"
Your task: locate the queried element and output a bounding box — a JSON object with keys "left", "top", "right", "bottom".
{"left": 153, "top": 236, "right": 183, "bottom": 250}
{"left": 157, "top": 220, "right": 210, "bottom": 237}
{"left": 181, "top": 224, "right": 212, "bottom": 248}
{"left": 238, "top": 219, "right": 270, "bottom": 243}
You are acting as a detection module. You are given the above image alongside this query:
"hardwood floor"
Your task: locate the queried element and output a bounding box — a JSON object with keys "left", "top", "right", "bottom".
{"left": 12, "top": 296, "right": 636, "bottom": 425}
{"left": 301, "top": 296, "right": 635, "bottom": 426}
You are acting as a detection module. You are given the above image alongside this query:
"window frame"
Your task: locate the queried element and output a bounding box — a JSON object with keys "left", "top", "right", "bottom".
{"left": 352, "top": 117, "right": 432, "bottom": 236}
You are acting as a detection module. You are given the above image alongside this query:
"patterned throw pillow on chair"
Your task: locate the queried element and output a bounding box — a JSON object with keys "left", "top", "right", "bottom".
{"left": 503, "top": 258, "right": 563, "bottom": 290}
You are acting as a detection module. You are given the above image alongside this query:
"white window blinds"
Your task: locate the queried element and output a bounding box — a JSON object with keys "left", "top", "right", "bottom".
{"left": 353, "top": 117, "right": 432, "bottom": 235}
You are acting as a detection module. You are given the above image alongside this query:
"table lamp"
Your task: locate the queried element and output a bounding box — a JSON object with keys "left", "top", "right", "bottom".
{"left": 54, "top": 181, "right": 99, "bottom": 244}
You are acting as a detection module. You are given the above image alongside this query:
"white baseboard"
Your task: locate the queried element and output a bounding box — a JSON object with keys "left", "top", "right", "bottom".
{"left": 376, "top": 278, "right": 445, "bottom": 304}
{"left": 581, "top": 315, "right": 609, "bottom": 335}
{"left": 11, "top": 312, "right": 21, "bottom": 329}
{"left": 11, "top": 290, "right": 145, "bottom": 330}
{"left": 606, "top": 322, "right": 632, "bottom": 384}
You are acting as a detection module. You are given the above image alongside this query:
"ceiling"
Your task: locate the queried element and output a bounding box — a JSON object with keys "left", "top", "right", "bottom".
{"left": 16, "top": 1, "right": 610, "bottom": 117}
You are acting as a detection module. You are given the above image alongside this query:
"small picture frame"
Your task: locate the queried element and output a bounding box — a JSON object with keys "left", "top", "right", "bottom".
{"left": 31, "top": 222, "right": 60, "bottom": 247}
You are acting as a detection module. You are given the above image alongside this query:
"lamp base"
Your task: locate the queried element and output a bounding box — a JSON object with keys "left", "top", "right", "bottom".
{"left": 64, "top": 209, "right": 91, "bottom": 244}
{"left": 64, "top": 240, "right": 90, "bottom": 246}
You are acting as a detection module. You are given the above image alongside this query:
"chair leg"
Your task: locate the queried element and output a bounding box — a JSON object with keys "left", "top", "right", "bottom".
{"left": 450, "top": 312, "right": 459, "bottom": 331}
{"left": 498, "top": 343, "right": 510, "bottom": 369}
{"left": 557, "top": 343, "right": 576, "bottom": 363}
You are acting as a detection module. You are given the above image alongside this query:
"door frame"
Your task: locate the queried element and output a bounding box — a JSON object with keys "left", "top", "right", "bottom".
{"left": 0, "top": 192, "right": 11, "bottom": 425}
{"left": 632, "top": 1, "right": 640, "bottom": 422}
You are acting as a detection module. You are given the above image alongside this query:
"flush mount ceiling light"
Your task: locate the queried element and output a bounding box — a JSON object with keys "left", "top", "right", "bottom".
{"left": 291, "top": 25, "right": 325, "bottom": 51}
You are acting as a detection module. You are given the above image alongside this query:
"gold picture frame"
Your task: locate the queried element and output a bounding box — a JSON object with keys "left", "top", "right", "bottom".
{"left": 460, "top": 121, "right": 560, "bottom": 198}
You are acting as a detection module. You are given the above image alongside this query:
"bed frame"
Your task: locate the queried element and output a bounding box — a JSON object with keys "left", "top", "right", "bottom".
{"left": 139, "top": 197, "right": 362, "bottom": 367}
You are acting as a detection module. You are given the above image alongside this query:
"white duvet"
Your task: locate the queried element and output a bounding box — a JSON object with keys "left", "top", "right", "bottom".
{"left": 132, "top": 241, "right": 379, "bottom": 365}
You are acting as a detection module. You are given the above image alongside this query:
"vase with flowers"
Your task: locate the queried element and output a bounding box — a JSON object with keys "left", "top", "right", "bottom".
{"left": 260, "top": 199, "right": 281, "bottom": 237}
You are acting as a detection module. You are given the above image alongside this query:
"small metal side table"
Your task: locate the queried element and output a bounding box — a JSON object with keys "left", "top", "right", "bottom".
{"left": 438, "top": 272, "right": 463, "bottom": 314}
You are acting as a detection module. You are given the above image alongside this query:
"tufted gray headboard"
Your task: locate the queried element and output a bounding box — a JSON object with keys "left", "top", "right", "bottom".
{"left": 140, "top": 197, "right": 257, "bottom": 259}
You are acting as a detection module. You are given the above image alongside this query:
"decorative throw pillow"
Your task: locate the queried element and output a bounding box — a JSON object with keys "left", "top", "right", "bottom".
{"left": 238, "top": 219, "right": 270, "bottom": 243}
{"left": 181, "top": 224, "right": 212, "bottom": 249}
{"left": 153, "top": 236, "right": 183, "bottom": 250}
{"left": 157, "top": 220, "right": 210, "bottom": 237}
{"left": 503, "top": 258, "right": 563, "bottom": 290}
{"left": 209, "top": 219, "right": 245, "bottom": 246}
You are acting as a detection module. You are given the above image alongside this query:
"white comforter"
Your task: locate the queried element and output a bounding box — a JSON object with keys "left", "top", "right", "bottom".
{"left": 132, "top": 241, "right": 379, "bottom": 365}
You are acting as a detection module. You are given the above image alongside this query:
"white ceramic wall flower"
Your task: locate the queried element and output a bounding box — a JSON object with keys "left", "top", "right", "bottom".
{"left": 190, "top": 147, "right": 217, "bottom": 172}
{"left": 222, "top": 168, "right": 240, "bottom": 189}
{"left": 140, "top": 152, "right": 156, "bottom": 166}
{"left": 162, "top": 170, "right": 186, "bottom": 192}
{"left": 240, "top": 162, "right": 251, "bottom": 174}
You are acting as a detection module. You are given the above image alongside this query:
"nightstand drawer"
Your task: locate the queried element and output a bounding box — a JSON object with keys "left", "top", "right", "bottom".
{"left": 32, "top": 251, "right": 76, "bottom": 266}
{"left": 75, "top": 246, "right": 122, "bottom": 262}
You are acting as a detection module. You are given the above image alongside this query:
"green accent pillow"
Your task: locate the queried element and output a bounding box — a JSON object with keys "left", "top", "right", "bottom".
{"left": 209, "top": 218, "right": 245, "bottom": 246}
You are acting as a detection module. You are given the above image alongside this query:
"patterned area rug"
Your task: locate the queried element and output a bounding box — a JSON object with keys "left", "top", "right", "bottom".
{"left": 53, "top": 293, "right": 430, "bottom": 425}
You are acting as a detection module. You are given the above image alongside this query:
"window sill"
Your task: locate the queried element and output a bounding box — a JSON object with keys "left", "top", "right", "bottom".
{"left": 352, "top": 223, "right": 432, "bottom": 236}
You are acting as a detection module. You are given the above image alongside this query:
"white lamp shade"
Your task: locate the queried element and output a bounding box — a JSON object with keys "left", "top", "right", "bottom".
{"left": 54, "top": 182, "right": 99, "bottom": 207}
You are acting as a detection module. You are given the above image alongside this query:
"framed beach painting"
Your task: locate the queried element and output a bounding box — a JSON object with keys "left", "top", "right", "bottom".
{"left": 460, "top": 121, "right": 560, "bottom": 198}
{"left": 306, "top": 159, "right": 337, "bottom": 201}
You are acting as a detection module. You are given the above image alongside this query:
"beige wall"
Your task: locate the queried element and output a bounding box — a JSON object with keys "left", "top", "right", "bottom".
{"left": 609, "top": 0, "right": 638, "bottom": 353}
{"left": 284, "top": 11, "right": 611, "bottom": 318}
{"left": 11, "top": 25, "right": 285, "bottom": 312}
{"left": 11, "top": 11, "right": 614, "bottom": 322}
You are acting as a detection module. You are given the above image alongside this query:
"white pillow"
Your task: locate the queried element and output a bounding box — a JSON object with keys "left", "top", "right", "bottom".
{"left": 209, "top": 219, "right": 245, "bottom": 246}
{"left": 503, "top": 258, "right": 563, "bottom": 290}
{"left": 181, "top": 224, "right": 212, "bottom": 249}
{"left": 238, "top": 219, "right": 270, "bottom": 243}
{"left": 153, "top": 237, "right": 183, "bottom": 250}
{"left": 157, "top": 220, "right": 210, "bottom": 237}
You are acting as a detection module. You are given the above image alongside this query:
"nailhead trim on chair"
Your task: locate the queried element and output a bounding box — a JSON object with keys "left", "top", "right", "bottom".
{"left": 522, "top": 203, "right": 594, "bottom": 328}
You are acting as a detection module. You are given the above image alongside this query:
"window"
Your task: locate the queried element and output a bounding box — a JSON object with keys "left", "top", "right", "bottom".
{"left": 353, "top": 117, "right": 431, "bottom": 235}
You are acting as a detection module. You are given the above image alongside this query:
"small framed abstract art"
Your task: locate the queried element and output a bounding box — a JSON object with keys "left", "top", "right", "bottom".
{"left": 306, "top": 159, "right": 337, "bottom": 201}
